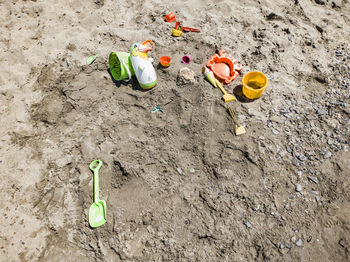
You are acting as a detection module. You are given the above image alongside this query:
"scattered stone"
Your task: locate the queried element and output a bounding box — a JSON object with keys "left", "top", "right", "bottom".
{"left": 297, "top": 171, "right": 303, "bottom": 178}
{"left": 315, "top": 196, "right": 322, "bottom": 205}
{"left": 324, "top": 151, "right": 332, "bottom": 159}
{"left": 272, "top": 129, "right": 280, "bottom": 135}
{"left": 177, "top": 67, "right": 195, "bottom": 85}
{"left": 315, "top": 25, "right": 323, "bottom": 34}
{"left": 266, "top": 12, "right": 283, "bottom": 20}
{"left": 317, "top": 108, "right": 328, "bottom": 115}
{"left": 243, "top": 221, "right": 252, "bottom": 228}
{"left": 298, "top": 155, "right": 307, "bottom": 161}
{"left": 189, "top": 168, "right": 195, "bottom": 174}
{"left": 281, "top": 215, "right": 286, "bottom": 221}
{"left": 315, "top": 0, "right": 325, "bottom": 5}
{"left": 296, "top": 239, "right": 304, "bottom": 247}
{"left": 252, "top": 205, "right": 260, "bottom": 211}
{"left": 311, "top": 190, "right": 318, "bottom": 195}
{"left": 335, "top": 50, "right": 343, "bottom": 56}
{"left": 291, "top": 236, "right": 297, "bottom": 243}
{"left": 308, "top": 176, "right": 319, "bottom": 184}
{"left": 279, "top": 242, "right": 285, "bottom": 249}
{"left": 307, "top": 236, "right": 312, "bottom": 242}
{"left": 295, "top": 183, "right": 302, "bottom": 192}
{"left": 296, "top": 192, "right": 302, "bottom": 198}
{"left": 176, "top": 168, "right": 183, "bottom": 175}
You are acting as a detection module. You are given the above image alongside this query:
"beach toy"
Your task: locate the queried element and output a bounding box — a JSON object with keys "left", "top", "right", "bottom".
{"left": 172, "top": 22, "right": 183, "bottom": 37}
{"left": 202, "top": 67, "right": 235, "bottom": 102}
{"left": 130, "top": 40, "right": 157, "bottom": 89}
{"left": 215, "top": 78, "right": 236, "bottom": 102}
{"left": 152, "top": 106, "right": 163, "bottom": 113}
{"left": 242, "top": 71, "right": 268, "bottom": 99}
{"left": 160, "top": 56, "right": 171, "bottom": 67}
{"left": 109, "top": 52, "right": 134, "bottom": 81}
{"left": 182, "top": 55, "right": 191, "bottom": 64}
{"left": 228, "top": 106, "right": 246, "bottom": 135}
{"left": 183, "top": 27, "right": 200, "bottom": 32}
{"left": 164, "top": 12, "right": 176, "bottom": 22}
{"left": 88, "top": 160, "right": 107, "bottom": 228}
{"left": 87, "top": 54, "right": 98, "bottom": 65}
{"left": 206, "top": 50, "right": 242, "bottom": 84}
{"left": 202, "top": 66, "right": 217, "bottom": 87}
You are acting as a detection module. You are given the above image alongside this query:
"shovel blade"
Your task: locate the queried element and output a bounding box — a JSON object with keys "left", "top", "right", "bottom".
{"left": 89, "top": 201, "right": 107, "bottom": 228}
{"left": 223, "top": 94, "right": 236, "bottom": 102}
{"left": 235, "top": 125, "right": 246, "bottom": 135}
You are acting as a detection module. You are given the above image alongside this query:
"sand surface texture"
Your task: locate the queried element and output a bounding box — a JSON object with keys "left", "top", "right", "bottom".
{"left": 1, "top": 0, "right": 350, "bottom": 261}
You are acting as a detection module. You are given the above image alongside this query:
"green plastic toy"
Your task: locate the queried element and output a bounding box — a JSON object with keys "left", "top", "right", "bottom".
{"left": 87, "top": 54, "right": 98, "bottom": 65}
{"left": 109, "top": 52, "right": 135, "bottom": 81}
{"left": 88, "top": 160, "right": 107, "bottom": 228}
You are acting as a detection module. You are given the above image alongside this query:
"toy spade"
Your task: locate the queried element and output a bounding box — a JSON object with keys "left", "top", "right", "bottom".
{"left": 203, "top": 67, "right": 236, "bottom": 102}
{"left": 88, "top": 160, "right": 107, "bottom": 228}
{"left": 228, "top": 106, "right": 246, "bottom": 135}
{"left": 215, "top": 78, "right": 236, "bottom": 103}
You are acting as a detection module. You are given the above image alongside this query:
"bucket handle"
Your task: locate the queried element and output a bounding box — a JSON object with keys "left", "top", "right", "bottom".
{"left": 120, "top": 59, "right": 132, "bottom": 82}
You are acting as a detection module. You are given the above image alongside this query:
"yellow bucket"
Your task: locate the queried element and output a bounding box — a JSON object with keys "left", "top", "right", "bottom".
{"left": 242, "top": 71, "right": 268, "bottom": 99}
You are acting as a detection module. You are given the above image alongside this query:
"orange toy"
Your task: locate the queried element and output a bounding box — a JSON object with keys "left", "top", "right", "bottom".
{"left": 206, "top": 50, "right": 242, "bottom": 84}
{"left": 160, "top": 56, "right": 171, "bottom": 67}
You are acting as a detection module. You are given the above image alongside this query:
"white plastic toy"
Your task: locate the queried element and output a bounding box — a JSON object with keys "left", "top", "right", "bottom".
{"left": 130, "top": 40, "right": 157, "bottom": 89}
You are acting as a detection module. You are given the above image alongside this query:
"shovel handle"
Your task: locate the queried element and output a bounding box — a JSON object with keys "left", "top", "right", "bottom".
{"left": 215, "top": 78, "right": 228, "bottom": 95}
{"left": 227, "top": 106, "right": 237, "bottom": 124}
{"left": 90, "top": 160, "right": 103, "bottom": 203}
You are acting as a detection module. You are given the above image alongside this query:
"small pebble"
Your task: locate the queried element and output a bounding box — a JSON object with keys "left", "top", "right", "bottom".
{"left": 307, "top": 236, "right": 312, "bottom": 242}
{"left": 317, "top": 108, "right": 328, "bottom": 115}
{"left": 297, "top": 171, "right": 303, "bottom": 178}
{"left": 335, "top": 50, "right": 343, "bottom": 56}
{"left": 308, "top": 176, "right": 319, "bottom": 184}
{"left": 176, "top": 168, "right": 183, "bottom": 175}
{"left": 311, "top": 190, "right": 318, "bottom": 195}
{"left": 272, "top": 129, "right": 280, "bottom": 135}
{"left": 295, "top": 184, "right": 302, "bottom": 192}
{"left": 324, "top": 151, "right": 332, "bottom": 159}
{"left": 296, "top": 192, "right": 302, "bottom": 198}
{"left": 244, "top": 221, "right": 252, "bottom": 228}
{"left": 298, "top": 154, "right": 307, "bottom": 161}
{"left": 189, "top": 168, "right": 195, "bottom": 174}
{"left": 315, "top": 196, "right": 322, "bottom": 205}
{"left": 296, "top": 239, "right": 303, "bottom": 247}
{"left": 280, "top": 242, "right": 285, "bottom": 249}
{"left": 291, "top": 236, "right": 297, "bottom": 243}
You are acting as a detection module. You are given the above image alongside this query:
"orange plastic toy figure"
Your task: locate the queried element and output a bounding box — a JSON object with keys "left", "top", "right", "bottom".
{"left": 206, "top": 50, "right": 242, "bottom": 84}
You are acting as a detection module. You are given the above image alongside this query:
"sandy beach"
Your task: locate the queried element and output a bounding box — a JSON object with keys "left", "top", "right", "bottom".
{"left": 0, "top": 0, "right": 349, "bottom": 261}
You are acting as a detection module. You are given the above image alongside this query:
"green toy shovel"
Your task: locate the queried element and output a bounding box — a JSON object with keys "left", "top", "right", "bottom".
{"left": 88, "top": 160, "right": 107, "bottom": 228}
